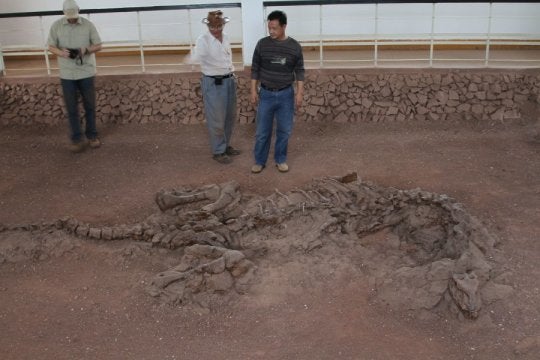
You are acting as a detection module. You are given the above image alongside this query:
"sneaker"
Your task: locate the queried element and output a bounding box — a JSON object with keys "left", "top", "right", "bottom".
{"left": 276, "top": 163, "right": 289, "bottom": 173}
{"left": 225, "top": 146, "right": 241, "bottom": 156}
{"left": 88, "top": 138, "right": 101, "bottom": 149}
{"left": 251, "top": 164, "right": 264, "bottom": 173}
{"left": 69, "top": 141, "right": 86, "bottom": 153}
{"left": 213, "top": 153, "right": 232, "bottom": 164}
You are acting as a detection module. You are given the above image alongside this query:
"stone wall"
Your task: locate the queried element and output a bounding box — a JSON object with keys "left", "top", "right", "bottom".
{"left": 1, "top": 69, "right": 539, "bottom": 126}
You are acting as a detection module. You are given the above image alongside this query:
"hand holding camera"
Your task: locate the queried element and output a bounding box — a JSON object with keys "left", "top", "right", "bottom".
{"left": 67, "top": 47, "right": 85, "bottom": 65}
{"left": 67, "top": 48, "right": 80, "bottom": 59}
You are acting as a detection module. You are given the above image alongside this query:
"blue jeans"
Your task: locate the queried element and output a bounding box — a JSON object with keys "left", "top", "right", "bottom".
{"left": 254, "top": 86, "right": 295, "bottom": 166}
{"left": 201, "top": 75, "right": 237, "bottom": 155}
{"left": 61, "top": 77, "right": 98, "bottom": 143}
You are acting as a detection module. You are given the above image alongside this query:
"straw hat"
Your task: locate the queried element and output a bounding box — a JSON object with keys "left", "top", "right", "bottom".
{"left": 202, "top": 10, "right": 230, "bottom": 27}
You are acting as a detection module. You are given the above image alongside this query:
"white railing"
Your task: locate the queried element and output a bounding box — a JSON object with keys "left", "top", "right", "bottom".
{"left": 0, "top": 4, "right": 244, "bottom": 76}
{"left": 1, "top": 2, "right": 540, "bottom": 76}
{"left": 265, "top": 1, "right": 540, "bottom": 69}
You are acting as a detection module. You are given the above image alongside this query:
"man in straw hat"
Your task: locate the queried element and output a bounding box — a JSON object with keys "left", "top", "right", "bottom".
{"left": 48, "top": 0, "right": 103, "bottom": 153}
{"left": 191, "top": 10, "right": 240, "bottom": 164}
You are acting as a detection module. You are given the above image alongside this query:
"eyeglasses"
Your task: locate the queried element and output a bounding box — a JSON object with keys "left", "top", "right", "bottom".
{"left": 208, "top": 25, "right": 224, "bottom": 31}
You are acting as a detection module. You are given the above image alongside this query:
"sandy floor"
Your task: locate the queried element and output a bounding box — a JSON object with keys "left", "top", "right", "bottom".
{"left": 1, "top": 116, "right": 539, "bottom": 359}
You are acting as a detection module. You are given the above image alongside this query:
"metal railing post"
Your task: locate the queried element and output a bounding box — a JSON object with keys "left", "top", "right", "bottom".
{"left": 485, "top": 2, "right": 493, "bottom": 67}
{"left": 188, "top": 9, "right": 195, "bottom": 72}
{"left": 374, "top": 3, "right": 378, "bottom": 67}
{"left": 0, "top": 44, "right": 5, "bottom": 76}
{"left": 319, "top": 4, "right": 323, "bottom": 68}
{"left": 430, "top": 3, "right": 435, "bottom": 67}
{"left": 40, "top": 16, "right": 52, "bottom": 75}
{"left": 137, "top": 11, "right": 146, "bottom": 72}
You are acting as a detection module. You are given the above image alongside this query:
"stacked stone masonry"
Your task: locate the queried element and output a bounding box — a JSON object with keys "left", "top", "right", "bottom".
{"left": 1, "top": 70, "right": 539, "bottom": 126}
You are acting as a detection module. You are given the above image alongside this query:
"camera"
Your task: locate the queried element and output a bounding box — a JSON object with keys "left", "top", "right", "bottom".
{"left": 67, "top": 48, "right": 80, "bottom": 59}
{"left": 67, "top": 48, "right": 84, "bottom": 65}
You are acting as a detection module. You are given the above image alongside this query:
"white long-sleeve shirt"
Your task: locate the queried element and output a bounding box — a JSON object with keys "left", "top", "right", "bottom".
{"left": 192, "top": 31, "right": 234, "bottom": 76}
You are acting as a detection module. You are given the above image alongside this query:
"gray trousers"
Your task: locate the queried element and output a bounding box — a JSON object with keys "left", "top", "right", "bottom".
{"left": 201, "top": 75, "right": 237, "bottom": 155}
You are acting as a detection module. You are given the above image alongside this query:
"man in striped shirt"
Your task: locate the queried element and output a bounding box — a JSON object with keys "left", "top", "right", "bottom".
{"left": 250, "top": 10, "right": 305, "bottom": 174}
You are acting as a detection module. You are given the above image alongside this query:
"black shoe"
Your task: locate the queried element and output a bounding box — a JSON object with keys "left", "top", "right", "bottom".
{"left": 213, "top": 153, "right": 232, "bottom": 164}
{"left": 225, "top": 146, "right": 241, "bottom": 156}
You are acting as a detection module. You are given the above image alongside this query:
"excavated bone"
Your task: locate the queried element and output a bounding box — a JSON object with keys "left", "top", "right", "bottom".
{"left": 151, "top": 270, "right": 189, "bottom": 289}
{"left": 146, "top": 244, "right": 256, "bottom": 304}
{"left": 155, "top": 184, "right": 221, "bottom": 211}
{"left": 201, "top": 181, "right": 240, "bottom": 213}
{"left": 449, "top": 272, "right": 481, "bottom": 319}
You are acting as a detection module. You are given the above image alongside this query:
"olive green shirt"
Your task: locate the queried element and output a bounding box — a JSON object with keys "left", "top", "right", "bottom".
{"left": 47, "top": 17, "right": 102, "bottom": 80}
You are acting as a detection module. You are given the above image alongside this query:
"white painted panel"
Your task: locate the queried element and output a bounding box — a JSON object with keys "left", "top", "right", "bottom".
{"left": 435, "top": 3, "right": 490, "bottom": 17}
{"left": 139, "top": 10, "right": 192, "bottom": 44}
{"left": 322, "top": 4, "right": 376, "bottom": 38}
{"left": 433, "top": 3, "right": 490, "bottom": 38}
{"left": 0, "top": 0, "right": 235, "bottom": 13}
{"left": 491, "top": 3, "right": 540, "bottom": 17}
{"left": 88, "top": 12, "right": 139, "bottom": 44}
{"left": 266, "top": 5, "right": 320, "bottom": 41}
{"left": 0, "top": 17, "right": 43, "bottom": 47}
{"left": 491, "top": 3, "right": 540, "bottom": 35}
{"left": 377, "top": 3, "right": 432, "bottom": 36}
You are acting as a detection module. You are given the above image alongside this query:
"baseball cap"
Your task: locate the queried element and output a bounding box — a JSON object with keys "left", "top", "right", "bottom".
{"left": 63, "top": 0, "right": 80, "bottom": 19}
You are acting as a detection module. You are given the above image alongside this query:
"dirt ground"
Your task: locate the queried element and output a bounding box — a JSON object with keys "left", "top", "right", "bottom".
{"left": 1, "top": 113, "right": 539, "bottom": 359}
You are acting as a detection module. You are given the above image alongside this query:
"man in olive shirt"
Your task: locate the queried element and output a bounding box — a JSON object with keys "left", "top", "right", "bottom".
{"left": 250, "top": 10, "right": 305, "bottom": 173}
{"left": 48, "top": 0, "right": 102, "bottom": 153}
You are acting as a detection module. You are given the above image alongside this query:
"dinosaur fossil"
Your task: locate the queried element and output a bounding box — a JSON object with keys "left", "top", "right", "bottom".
{"left": 0, "top": 173, "right": 509, "bottom": 318}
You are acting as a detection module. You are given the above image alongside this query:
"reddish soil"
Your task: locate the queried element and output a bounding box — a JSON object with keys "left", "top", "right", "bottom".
{"left": 1, "top": 115, "right": 539, "bottom": 359}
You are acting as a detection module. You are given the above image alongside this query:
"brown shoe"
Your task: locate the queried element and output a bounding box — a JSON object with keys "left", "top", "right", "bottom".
{"left": 225, "top": 146, "right": 241, "bottom": 156}
{"left": 69, "top": 141, "right": 86, "bottom": 153}
{"left": 213, "top": 153, "right": 232, "bottom": 164}
{"left": 88, "top": 138, "right": 101, "bottom": 149}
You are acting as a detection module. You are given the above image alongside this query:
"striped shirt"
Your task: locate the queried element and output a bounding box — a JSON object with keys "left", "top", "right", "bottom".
{"left": 47, "top": 17, "right": 101, "bottom": 80}
{"left": 251, "top": 36, "right": 305, "bottom": 89}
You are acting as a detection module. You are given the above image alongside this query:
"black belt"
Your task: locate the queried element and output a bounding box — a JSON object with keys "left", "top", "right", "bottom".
{"left": 261, "top": 83, "right": 292, "bottom": 92}
{"left": 206, "top": 73, "right": 233, "bottom": 79}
